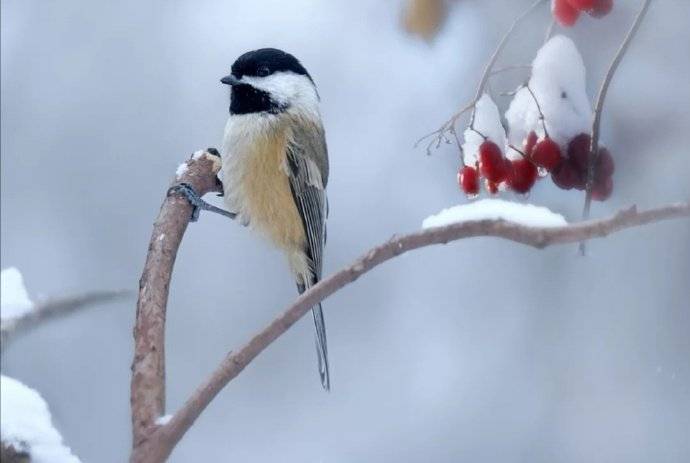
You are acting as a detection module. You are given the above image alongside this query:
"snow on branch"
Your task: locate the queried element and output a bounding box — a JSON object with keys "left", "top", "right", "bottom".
{"left": 130, "top": 154, "right": 689, "bottom": 463}
{"left": 1, "top": 375, "right": 81, "bottom": 463}
{"left": 0, "top": 268, "right": 127, "bottom": 348}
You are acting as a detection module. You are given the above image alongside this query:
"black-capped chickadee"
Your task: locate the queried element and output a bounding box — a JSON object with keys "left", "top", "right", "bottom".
{"left": 175, "top": 48, "right": 330, "bottom": 389}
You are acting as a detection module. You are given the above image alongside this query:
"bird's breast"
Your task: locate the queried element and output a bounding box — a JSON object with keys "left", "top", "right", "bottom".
{"left": 221, "top": 116, "right": 305, "bottom": 252}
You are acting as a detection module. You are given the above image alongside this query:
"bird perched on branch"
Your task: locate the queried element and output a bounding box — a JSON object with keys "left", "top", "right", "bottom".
{"left": 174, "top": 48, "right": 330, "bottom": 390}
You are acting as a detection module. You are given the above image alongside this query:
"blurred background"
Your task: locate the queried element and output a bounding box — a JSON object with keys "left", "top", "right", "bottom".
{"left": 2, "top": 0, "right": 689, "bottom": 461}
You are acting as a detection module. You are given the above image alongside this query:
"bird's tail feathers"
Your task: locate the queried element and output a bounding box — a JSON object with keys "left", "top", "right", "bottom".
{"left": 299, "top": 277, "right": 330, "bottom": 391}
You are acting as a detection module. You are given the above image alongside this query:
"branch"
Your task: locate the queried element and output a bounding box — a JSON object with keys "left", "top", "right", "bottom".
{"left": 130, "top": 152, "right": 222, "bottom": 452}
{"left": 1, "top": 290, "right": 128, "bottom": 349}
{"left": 580, "top": 0, "right": 652, "bottom": 252}
{"left": 130, "top": 155, "right": 688, "bottom": 462}
{"left": 415, "top": 0, "right": 547, "bottom": 155}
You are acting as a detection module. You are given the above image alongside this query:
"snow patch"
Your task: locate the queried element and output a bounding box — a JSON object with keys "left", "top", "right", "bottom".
{"left": 505, "top": 35, "right": 591, "bottom": 148}
{"left": 422, "top": 199, "right": 567, "bottom": 229}
{"left": 1, "top": 267, "right": 34, "bottom": 320}
{"left": 462, "top": 93, "right": 505, "bottom": 166}
{"left": 1, "top": 375, "right": 81, "bottom": 463}
{"left": 175, "top": 163, "right": 189, "bottom": 178}
{"left": 155, "top": 414, "right": 172, "bottom": 426}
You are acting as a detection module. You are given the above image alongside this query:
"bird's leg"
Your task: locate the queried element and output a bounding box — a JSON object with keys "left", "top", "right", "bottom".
{"left": 167, "top": 183, "right": 236, "bottom": 222}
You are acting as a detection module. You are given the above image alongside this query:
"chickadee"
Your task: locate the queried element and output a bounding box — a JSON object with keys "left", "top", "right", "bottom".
{"left": 176, "top": 48, "right": 330, "bottom": 389}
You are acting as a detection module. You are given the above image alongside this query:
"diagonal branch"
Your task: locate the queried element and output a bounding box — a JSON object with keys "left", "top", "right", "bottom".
{"left": 129, "top": 150, "right": 689, "bottom": 463}
{"left": 580, "top": 0, "right": 653, "bottom": 253}
{"left": 1, "top": 290, "right": 128, "bottom": 349}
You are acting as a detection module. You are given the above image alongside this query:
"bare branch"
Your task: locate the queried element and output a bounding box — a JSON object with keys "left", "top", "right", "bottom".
{"left": 130, "top": 152, "right": 223, "bottom": 451}
{"left": 580, "top": 0, "right": 653, "bottom": 253}
{"left": 416, "top": 0, "right": 547, "bottom": 155}
{"left": 130, "top": 154, "right": 688, "bottom": 462}
{"left": 1, "top": 290, "right": 128, "bottom": 348}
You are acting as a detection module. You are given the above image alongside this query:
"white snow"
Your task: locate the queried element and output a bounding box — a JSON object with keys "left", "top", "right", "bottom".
{"left": 155, "top": 414, "right": 173, "bottom": 426}
{"left": 1, "top": 375, "right": 81, "bottom": 463}
{"left": 505, "top": 35, "right": 591, "bottom": 148}
{"left": 422, "top": 199, "right": 567, "bottom": 229}
{"left": 1, "top": 267, "right": 34, "bottom": 320}
{"left": 462, "top": 93, "right": 506, "bottom": 166}
{"left": 175, "top": 162, "right": 189, "bottom": 178}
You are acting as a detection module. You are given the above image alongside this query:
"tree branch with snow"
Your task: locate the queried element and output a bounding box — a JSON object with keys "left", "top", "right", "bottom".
{"left": 129, "top": 154, "right": 689, "bottom": 462}
{"left": 0, "top": 268, "right": 127, "bottom": 463}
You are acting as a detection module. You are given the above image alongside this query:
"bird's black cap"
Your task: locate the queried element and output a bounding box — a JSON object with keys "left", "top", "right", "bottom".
{"left": 229, "top": 48, "right": 312, "bottom": 82}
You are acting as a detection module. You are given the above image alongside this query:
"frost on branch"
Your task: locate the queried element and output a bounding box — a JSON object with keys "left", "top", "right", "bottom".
{"left": 1, "top": 267, "right": 34, "bottom": 327}
{"left": 422, "top": 199, "right": 567, "bottom": 229}
{"left": 505, "top": 35, "right": 591, "bottom": 149}
{"left": 0, "top": 376, "right": 81, "bottom": 463}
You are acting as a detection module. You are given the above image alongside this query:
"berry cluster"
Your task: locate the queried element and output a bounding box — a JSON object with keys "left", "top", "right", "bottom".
{"left": 552, "top": 0, "right": 613, "bottom": 27}
{"left": 458, "top": 132, "right": 614, "bottom": 201}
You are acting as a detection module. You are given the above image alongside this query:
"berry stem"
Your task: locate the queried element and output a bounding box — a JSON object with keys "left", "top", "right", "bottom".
{"left": 580, "top": 0, "right": 653, "bottom": 254}
{"left": 525, "top": 84, "right": 549, "bottom": 138}
{"left": 416, "top": 0, "right": 548, "bottom": 154}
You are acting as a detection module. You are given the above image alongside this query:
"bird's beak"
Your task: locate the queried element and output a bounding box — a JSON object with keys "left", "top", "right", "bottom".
{"left": 220, "top": 74, "right": 241, "bottom": 86}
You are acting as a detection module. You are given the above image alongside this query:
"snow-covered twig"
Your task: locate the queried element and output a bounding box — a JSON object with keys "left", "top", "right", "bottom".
{"left": 1, "top": 290, "right": 128, "bottom": 348}
{"left": 415, "top": 0, "right": 547, "bottom": 155}
{"left": 580, "top": 0, "right": 653, "bottom": 253}
{"left": 130, "top": 155, "right": 689, "bottom": 463}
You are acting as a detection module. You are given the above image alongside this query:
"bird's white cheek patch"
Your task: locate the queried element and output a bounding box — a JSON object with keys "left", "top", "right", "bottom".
{"left": 241, "top": 72, "right": 318, "bottom": 109}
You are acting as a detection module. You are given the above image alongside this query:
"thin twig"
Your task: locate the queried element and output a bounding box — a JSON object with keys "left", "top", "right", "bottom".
{"left": 489, "top": 64, "right": 532, "bottom": 76}
{"left": 415, "top": 0, "right": 547, "bottom": 156}
{"left": 543, "top": 18, "right": 556, "bottom": 44}
{"left": 130, "top": 153, "right": 688, "bottom": 462}
{"left": 525, "top": 84, "right": 549, "bottom": 137}
{"left": 580, "top": 0, "right": 652, "bottom": 254}
{"left": 1, "top": 290, "right": 129, "bottom": 348}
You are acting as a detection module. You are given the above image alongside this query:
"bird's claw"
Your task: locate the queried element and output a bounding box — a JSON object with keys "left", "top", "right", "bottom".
{"left": 167, "top": 182, "right": 236, "bottom": 222}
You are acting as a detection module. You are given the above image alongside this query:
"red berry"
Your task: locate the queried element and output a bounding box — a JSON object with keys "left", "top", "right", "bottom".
{"left": 567, "top": 133, "right": 593, "bottom": 183}
{"left": 552, "top": 159, "right": 584, "bottom": 190}
{"left": 595, "top": 147, "right": 615, "bottom": 179}
{"left": 592, "top": 176, "right": 613, "bottom": 201}
{"left": 459, "top": 166, "right": 479, "bottom": 196}
{"left": 506, "top": 159, "right": 538, "bottom": 194}
{"left": 588, "top": 0, "right": 613, "bottom": 17}
{"left": 478, "top": 141, "right": 507, "bottom": 183}
{"left": 565, "top": 0, "right": 596, "bottom": 10}
{"left": 531, "top": 137, "right": 563, "bottom": 172}
{"left": 485, "top": 179, "right": 500, "bottom": 195}
{"left": 552, "top": 0, "right": 581, "bottom": 27}
{"left": 523, "top": 131, "right": 538, "bottom": 157}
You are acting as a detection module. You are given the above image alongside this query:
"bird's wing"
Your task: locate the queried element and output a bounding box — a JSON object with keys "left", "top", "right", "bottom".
{"left": 285, "top": 120, "right": 330, "bottom": 390}
{"left": 285, "top": 121, "right": 328, "bottom": 281}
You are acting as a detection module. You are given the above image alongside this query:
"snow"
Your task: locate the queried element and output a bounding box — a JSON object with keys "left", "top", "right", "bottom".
{"left": 155, "top": 414, "right": 173, "bottom": 426}
{"left": 422, "top": 199, "right": 567, "bottom": 229}
{"left": 1, "top": 267, "right": 34, "bottom": 320}
{"left": 175, "top": 162, "right": 189, "bottom": 178}
{"left": 505, "top": 35, "right": 591, "bottom": 148}
{"left": 462, "top": 93, "right": 506, "bottom": 165}
{"left": 1, "top": 375, "right": 81, "bottom": 463}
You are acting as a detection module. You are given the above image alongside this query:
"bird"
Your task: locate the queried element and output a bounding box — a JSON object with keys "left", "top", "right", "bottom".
{"left": 174, "top": 48, "right": 330, "bottom": 389}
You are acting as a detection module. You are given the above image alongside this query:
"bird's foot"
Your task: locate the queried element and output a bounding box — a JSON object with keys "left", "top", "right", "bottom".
{"left": 167, "top": 182, "right": 236, "bottom": 222}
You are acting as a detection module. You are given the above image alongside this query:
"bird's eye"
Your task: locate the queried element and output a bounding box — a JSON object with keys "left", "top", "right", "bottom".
{"left": 257, "top": 66, "right": 270, "bottom": 77}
